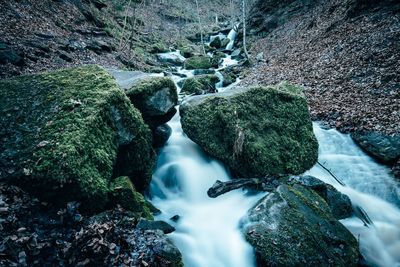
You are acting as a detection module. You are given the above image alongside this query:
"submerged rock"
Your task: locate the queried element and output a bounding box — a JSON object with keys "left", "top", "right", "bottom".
{"left": 0, "top": 65, "right": 154, "bottom": 210}
{"left": 181, "top": 74, "right": 219, "bottom": 95}
{"left": 243, "top": 184, "right": 359, "bottom": 266}
{"left": 180, "top": 82, "right": 318, "bottom": 177}
{"left": 184, "top": 55, "right": 219, "bottom": 70}
{"left": 124, "top": 76, "right": 178, "bottom": 129}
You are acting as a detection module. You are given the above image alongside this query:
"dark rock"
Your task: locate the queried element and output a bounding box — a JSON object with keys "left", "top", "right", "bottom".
{"left": 0, "top": 44, "right": 24, "bottom": 66}
{"left": 87, "top": 39, "right": 114, "bottom": 54}
{"left": 351, "top": 131, "right": 400, "bottom": 164}
{"left": 60, "top": 39, "right": 87, "bottom": 52}
{"left": 58, "top": 51, "right": 73, "bottom": 62}
{"left": 221, "top": 38, "right": 230, "bottom": 48}
{"left": 170, "top": 215, "right": 180, "bottom": 222}
{"left": 210, "top": 36, "right": 222, "bottom": 48}
{"left": 181, "top": 74, "right": 219, "bottom": 95}
{"left": 393, "top": 159, "right": 400, "bottom": 179}
{"left": 153, "top": 124, "right": 172, "bottom": 148}
{"left": 0, "top": 65, "right": 154, "bottom": 211}
{"left": 207, "top": 178, "right": 279, "bottom": 198}
{"left": 90, "top": 0, "right": 107, "bottom": 9}
{"left": 137, "top": 219, "right": 175, "bottom": 234}
{"left": 180, "top": 82, "right": 318, "bottom": 177}
{"left": 193, "top": 69, "right": 216, "bottom": 75}
{"left": 294, "top": 175, "right": 353, "bottom": 219}
{"left": 243, "top": 184, "right": 360, "bottom": 266}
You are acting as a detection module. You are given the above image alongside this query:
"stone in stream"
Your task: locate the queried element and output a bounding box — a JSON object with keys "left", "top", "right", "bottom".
{"left": 210, "top": 36, "right": 222, "bottom": 48}
{"left": 180, "top": 82, "right": 318, "bottom": 178}
{"left": 156, "top": 52, "right": 185, "bottom": 66}
{"left": 137, "top": 218, "right": 175, "bottom": 234}
{"left": 181, "top": 74, "right": 220, "bottom": 95}
{"left": 184, "top": 55, "right": 219, "bottom": 70}
{"left": 243, "top": 184, "right": 360, "bottom": 266}
{"left": 121, "top": 75, "right": 178, "bottom": 129}
{"left": 0, "top": 65, "right": 155, "bottom": 211}
{"left": 153, "top": 124, "right": 172, "bottom": 148}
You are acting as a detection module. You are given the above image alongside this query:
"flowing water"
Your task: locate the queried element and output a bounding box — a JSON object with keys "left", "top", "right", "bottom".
{"left": 149, "top": 30, "right": 400, "bottom": 267}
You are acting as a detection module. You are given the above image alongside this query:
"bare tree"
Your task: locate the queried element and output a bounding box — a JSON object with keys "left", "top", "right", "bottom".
{"left": 195, "top": 0, "right": 206, "bottom": 55}
{"left": 242, "top": 0, "right": 250, "bottom": 60}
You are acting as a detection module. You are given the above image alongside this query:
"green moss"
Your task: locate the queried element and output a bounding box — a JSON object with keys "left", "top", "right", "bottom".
{"left": 110, "top": 176, "right": 153, "bottom": 219}
{"left": 150, "top": 42, "right": 169, "bottom": 53}
{"left": 0, "top": 65, "right": 154, "bottom": 211}
{"left": 184, "top": 55, "right": 219, "bottom": 70}
{"left": 180, "top": 82, "right": 319, "bottom": 177}
{"left": 181, "top": 75, "right": 219, "bottom": 95}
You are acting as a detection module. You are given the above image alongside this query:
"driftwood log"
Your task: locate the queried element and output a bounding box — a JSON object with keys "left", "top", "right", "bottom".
{"left": 207, "top": 177, "right": 280, "bottom": 198}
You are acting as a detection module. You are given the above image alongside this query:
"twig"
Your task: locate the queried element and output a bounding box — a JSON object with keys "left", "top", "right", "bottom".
{"left": 317, "top": 161, "right": 346, "bottom": 186}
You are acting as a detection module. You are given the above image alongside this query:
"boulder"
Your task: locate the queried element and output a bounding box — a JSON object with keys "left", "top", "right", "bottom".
{"left": 124, "top": 76, "right": 178, "bottom": 129}
{"left": 180, "top": 82, "right": 318, "bottom": 177}
{"left": 184, "top": 55, "right": 219, "bottom": 70}
{"left": 293, "top": 175, "right": 353, "bottom": 219}
{"left": 210, "top": 36, "right": 222, "bottom": 48}
{"left": 351, "top": 131, "right": 400, "bottom": 164}
{"left": 181, "top": 74, "right": 220, "bottom": 95}
{"left": 0, "top": 43, "right": 24, "bottom": 66}
{"left": 221, "top": 38, "right": 230, "bottom": 48}
{"left": 153, "top": 124, "right": 172, "bottom": 148}
{"left": 157, "top": 51, "right": 185, "bottom": 65}
{"left": 137, "top": 218, "right": 175, "bottom": 234}
{"left": 243, "top": 184, "right": 359, "bottom": 266}
{"left": 110, "top": 176, "right": 153, "bottom": 219}
{"left": 0, "top": 65, "right": 155, "bottom": 211}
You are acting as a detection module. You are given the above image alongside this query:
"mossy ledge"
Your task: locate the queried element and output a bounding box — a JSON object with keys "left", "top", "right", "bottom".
{"left": 0, "top": 65, "right": 155, "bottom": 211}
{"left": 180, "top": 82, "right": 319, "bottom": 177}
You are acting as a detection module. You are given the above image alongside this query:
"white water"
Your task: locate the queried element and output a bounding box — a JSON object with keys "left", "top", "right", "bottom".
{"left": 307, "top": 123, "right": 400, "bottom": 267}
{"left": 226, "top": 23, "right": 240, "bottom": 50}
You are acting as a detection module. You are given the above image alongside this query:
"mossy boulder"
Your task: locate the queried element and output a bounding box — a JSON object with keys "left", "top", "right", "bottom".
{"left": 210, "top": 36, "right": 222, "bottom": 48}
{"left": 124, "top": 76, "right": 178, "bottom": 129}
{"left": 110, "top": 176, "right": 153, "bottom": 219}
{"left": 180, "top": 82, "right": 318, "bottom": 177}
{"left": 0, "top": 65, "right": 154, "bottom": 211}
{"left": 184, "top": 55, "right": 219, "bottom": 70}
{"left": 243, "top": 184, "right": 359, "bottom": 266}
{"left": 181, "top": 74, "right": 220, "bottom": 95}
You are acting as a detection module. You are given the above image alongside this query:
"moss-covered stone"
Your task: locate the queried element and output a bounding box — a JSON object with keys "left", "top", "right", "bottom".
{"left": 0, "top": 65, "right": 154, "bottom": 211}
{"left": 180, "top": 82, "right": 318, "bottom": 177}
{"left": 181, "top": 74, "right": 220, "bottom": 95}
{"left": 110, "top": 176, "right": 153, "bottom": 219}
{"left": 184, "top": 55, "right": 219, "bottom": 70}
{"left": 244, "top": 184, "right": 359, "bottom": 266}
{"left": 125, "top": 76, "right": 178, "bottom": 129}
{"left": 150, "top": 42, "right": 169, "bottom": 54}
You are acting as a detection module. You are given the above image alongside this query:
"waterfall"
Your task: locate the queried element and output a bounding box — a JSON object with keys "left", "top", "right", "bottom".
{"left": 226, "top": 23, "right": 240, "bottom": 51}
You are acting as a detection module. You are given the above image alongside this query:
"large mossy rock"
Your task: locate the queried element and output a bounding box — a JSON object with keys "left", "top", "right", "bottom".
{"left": 180, "top": 82, "right": 318, "bottom": 177}
{"left": 181, "top": 74, "right": 220, "bottom": 95}
{"left": 243, "top": 184, "right": 359, "bottom": 266}
{"left": 184, "top": 55, "right": 218, "bottom": 70}
{"left": 0, "top": 65, "right": 154, "bottom": 211}
{"left": 124, "top": 76, "right": 178, "bottom": 129}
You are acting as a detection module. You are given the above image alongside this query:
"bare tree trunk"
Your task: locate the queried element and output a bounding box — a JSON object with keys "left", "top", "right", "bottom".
{"left": 242, "top": 0, "right": 250, "bottom": 60}
{"left": 195, "top": 0, "right": 206, "bottom": 55}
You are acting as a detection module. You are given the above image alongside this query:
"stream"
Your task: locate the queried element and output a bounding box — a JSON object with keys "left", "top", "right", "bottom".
{"left": 149, "top": 27, "right": 400, "bottom": 267}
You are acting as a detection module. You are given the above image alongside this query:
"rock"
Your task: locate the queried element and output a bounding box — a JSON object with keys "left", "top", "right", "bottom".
{"left": 151, "top": 42, "right": 169, "bottom": 53}
{"left": 124, "top": 77, "right": 178, "bottom": 128}
{"left": 213, "top": 51, "right": 226, "bottom": 64}
{"left": 351, "top": 131, "right": 400, "bottom": 164}
{"left": 210, "top": 36, "right": 222, "bottom": 48}
{"left": 59, "top": 39, "right": 87, "bottom": 52}
{"left": 153, "top": 124, "right": 172, "bottom": 148}
{"left": 0, "top": 44, "right": 24, "bottom": 66}
{"left": 256, "top": 52, "right": 265, "bottom": 62}
{"left": 87, "top": 39, "right": 114, "bottom": 54}
{"left": 220, "top": 68, "right": 237, "bottom": 86}
{"left": 157, "top": 52, "right": 185, "bottom": 65}
{"left": 208, "top": 178, "right": 279, "bottom": 198}
{"left": 184, "top": 55, "right": 219, "bottom": 70}
{"left": 231, "top": 48, "right": 242, "bottom": 59}
{"left": 180, "top": 82, "right": 318, "bottom": 177}
{"left": 293, "top": 175, "right": 353, "bottom": 219}
{"left": 221, "top": 38, "right": 230, "bottom": 48}
{"left": 179, "top": 44, "right": 199, "bottom": 58}
{"left": 110, "top": 176, "right": 153, "bottom": 219}
{"left": 181, "top": 74, "right": 219, "bottom": 95}
{"left": 393, "top": 159, "right": 400, "bottom": 179}
{"left": 137, "top": 218, "right": 175, "bottom": 234}
{"left": 193, "top": 69, "right": 216, "bottom": 75}
{"left": 0, "top": 65, "right": 154, "bottom": 211}
{"left": 151, "top": 233, "right": 183, "bottom": 266}
{"left": 90, "top": 0, "right": 107, "bottom": 9}
{"left": 58, "top": 51, "right": 73, "bottom": 62}
{"left": 243, "top": 184, "right": 360, "bottom": 266}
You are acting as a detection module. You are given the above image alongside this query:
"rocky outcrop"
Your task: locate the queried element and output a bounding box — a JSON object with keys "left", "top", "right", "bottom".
{"left": 181, "top": 74, "right": 219, "bottom": 95}
{"left": 123, "top": 76, "right": 178, "bottom": 129}
{"left": 0, "top": 65, "right": 155, "bottom": 211}
{"left": 184, "top": 55, "right": 219, "bottom": 70}
{"left": 243, "top": 184, "right": 360, "bottom": 266}
{"left": 180, "top": 82, "right": 318, "bottom": 177}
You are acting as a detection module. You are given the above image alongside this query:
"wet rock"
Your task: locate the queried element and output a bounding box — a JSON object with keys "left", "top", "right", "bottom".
{"left": 184, "top": 55, "right": 219, "bottom": 70}
{"left": 351, "top": 131, "right": 400, "bottom": 164}
{"left": 293, "top": 175, "right": 353, "bottom": 219}
{"left": 157, "top": 52, "right": 185, "bottom": 65}
{"left": 0, "top": 65, "right": 154, "bottom": 210}
{"left": 193, "top": 69, "right": 216, "bottom": 75}
{"left": 231, "top": 48, "right": 243, "bottom": 60}
{"left": 181, "top": 74, "right": 219, "bottom": 95}
{"left": 180, "top": 82, "right": 318, "bottom": 177}
{"left": 221, "top": 38, "right": 230, "bottom": 48}
{"left": 210, "top": 36, "right": 222, "bottom": 48}
{"left": 153, "top": 124, "right": 172, "bottom": 148}
{"left": 243, "top": 184, "right": 359, "bottom": 266}
{"left": 137, "top": 219, "right": 175, "bottom": 234}
{"left": 393, "top": 159, "right": 400, "bottom": 179}
{"left": 124, "top": 76, "right": 178, "bottom": 129}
